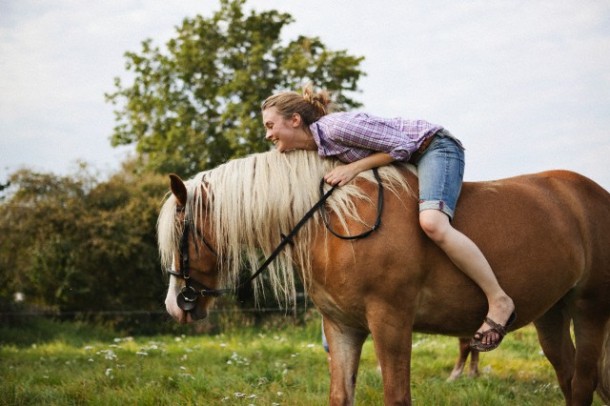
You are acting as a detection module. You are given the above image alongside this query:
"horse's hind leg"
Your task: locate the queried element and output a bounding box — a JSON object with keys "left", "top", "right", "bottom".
{"left": 447, "top": 338, "right": 479, "bottom": 381}
{"left": 323, "top": 318, "right": 368, "bottom": 406}
{"left": 467, "top": 340, "right": 480, "bottom": 378}
{"left": 571, "top": 302, "right": 609, "bottom": 406}
{"left": 533, "top": 300, "right": 575, "bottom": 404}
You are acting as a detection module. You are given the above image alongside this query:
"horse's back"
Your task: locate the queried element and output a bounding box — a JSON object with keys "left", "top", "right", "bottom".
{"left": 459, "top": 170, "right": 610, "bottom": 266}
{"left": 457, "top": 170, "right": 610, "bottom": 269}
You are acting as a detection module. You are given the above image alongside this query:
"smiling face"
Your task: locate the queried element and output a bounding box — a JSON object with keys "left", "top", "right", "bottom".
{"left": 262, "top": 107, "right": 316, "bottom": 153}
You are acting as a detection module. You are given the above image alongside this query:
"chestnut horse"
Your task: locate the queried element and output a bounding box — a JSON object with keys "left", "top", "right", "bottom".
{"left": 158, "top": 150, "right": 610, "bottom": 405}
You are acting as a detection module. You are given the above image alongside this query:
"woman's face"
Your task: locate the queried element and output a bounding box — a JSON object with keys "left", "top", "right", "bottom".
{"left": 262, "top": 107, "right": 303, "bottom": 152}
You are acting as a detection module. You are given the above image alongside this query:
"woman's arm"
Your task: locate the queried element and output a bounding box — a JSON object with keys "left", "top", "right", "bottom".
{"left": 324, "top": 152, "right": 395, "bottom": 186}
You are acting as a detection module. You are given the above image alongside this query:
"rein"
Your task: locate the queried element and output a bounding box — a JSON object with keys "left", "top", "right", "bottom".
{"left": 169, "top": 168, "right": 384, "bottom": 311}
{"left": 320, "top": 166, "right": 384, "bottom": 240}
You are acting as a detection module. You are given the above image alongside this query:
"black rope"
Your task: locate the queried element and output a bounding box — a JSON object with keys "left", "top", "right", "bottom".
{"left": 244, "top": 182, "right": 337, "bottom": 284}
{"left": 319, "top": 167, "right": 384, "bottom": 240}
{"left": 249, "top": 167, "right": 384, "bottom": 282}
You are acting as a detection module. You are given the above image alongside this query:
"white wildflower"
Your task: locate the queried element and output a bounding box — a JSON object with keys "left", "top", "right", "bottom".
{"left": 98, "top": 350, "right": 117, "bottom": 361}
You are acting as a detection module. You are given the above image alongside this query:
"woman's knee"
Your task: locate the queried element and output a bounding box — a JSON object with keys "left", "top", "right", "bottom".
{"left": 419, "top": 210, "right": 450, "bottom": 241}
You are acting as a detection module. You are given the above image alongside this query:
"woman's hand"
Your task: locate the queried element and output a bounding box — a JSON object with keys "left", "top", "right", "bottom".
{"left": 324, "top": 152, "right": 395, "bottom": 187}
{"left": 324, "top": 164, "right": 360, "bottom": 186}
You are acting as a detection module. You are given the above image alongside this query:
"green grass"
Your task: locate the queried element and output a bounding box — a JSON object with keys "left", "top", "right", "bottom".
{"left": 0, "top": 316, "right": 605, "bottom": 405}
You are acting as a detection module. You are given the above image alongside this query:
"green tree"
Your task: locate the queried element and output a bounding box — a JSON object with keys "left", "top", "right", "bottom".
{"left": 106, "top": 0, "right": 365, "bottom": 177}
{"left": 0, "top": 167, "right": 93, "bottom": 312}
{"left": 0, "top": 164, "right": 168, "bottom": 314}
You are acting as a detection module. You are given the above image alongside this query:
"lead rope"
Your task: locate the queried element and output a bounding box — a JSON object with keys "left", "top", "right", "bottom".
{"left": 247, "top": 166, "right": 384, "bottom": 283}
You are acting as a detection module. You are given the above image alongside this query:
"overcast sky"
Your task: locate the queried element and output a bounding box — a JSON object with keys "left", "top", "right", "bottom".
{"left": 1, "top": 0, "right": 609, "bottom": 190}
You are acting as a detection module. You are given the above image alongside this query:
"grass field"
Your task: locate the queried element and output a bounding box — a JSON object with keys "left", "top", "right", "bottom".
{"left": 0, "top": 315, "right": 605, "bottom": 405}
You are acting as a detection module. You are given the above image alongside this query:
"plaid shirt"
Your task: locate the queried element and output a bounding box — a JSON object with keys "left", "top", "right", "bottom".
{"left": 309, "top": 112, "right": 442, "bottom": 163}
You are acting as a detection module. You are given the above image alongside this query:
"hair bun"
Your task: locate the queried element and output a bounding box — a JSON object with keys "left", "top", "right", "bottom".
{"left": 302, "top": 83, "right": 331, "bottom": 117}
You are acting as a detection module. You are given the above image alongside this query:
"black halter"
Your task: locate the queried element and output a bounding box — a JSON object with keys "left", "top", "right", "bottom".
{"left": 166, "top": 218, "right": 226, "bottom": 312}
{"left": 168, "top": 168, "right": 385, "bottom": 312}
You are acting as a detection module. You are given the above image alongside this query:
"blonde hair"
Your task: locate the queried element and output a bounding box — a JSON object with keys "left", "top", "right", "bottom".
{"left": 261, "top": 83, "right": 333, "bottom": 125}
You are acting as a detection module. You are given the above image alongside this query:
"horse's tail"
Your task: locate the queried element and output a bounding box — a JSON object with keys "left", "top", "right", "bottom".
{"left": 598, "top": 322, "right": 610, "bottom": 403}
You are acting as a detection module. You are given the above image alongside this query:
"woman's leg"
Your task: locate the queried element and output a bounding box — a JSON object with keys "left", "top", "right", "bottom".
{"left": 416, "top": 131, "right": 514, "bottom": 348}
{"left": 419, "top": 209, "right": 515, "bottom": 346}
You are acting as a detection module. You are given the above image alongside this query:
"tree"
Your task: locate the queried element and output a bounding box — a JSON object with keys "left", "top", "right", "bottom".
{"left": 106, "top": 0, "right": 365, "bottom": 177}
{"left": 0, "top": 163, "right": 168, "bottom": 313}
{"left": 0, "top": 167, "right": 94, "bottom": 312}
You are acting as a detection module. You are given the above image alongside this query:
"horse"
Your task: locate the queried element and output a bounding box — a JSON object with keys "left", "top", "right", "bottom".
{"left": 158, "top": 150, "right": 610, "bottom": 405}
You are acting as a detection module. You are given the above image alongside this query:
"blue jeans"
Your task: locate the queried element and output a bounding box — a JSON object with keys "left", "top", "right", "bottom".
{"left": 415, "top": 129, "right": 465, "bottom": 220}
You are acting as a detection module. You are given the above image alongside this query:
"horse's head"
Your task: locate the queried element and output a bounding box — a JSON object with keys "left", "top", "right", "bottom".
{"left": 162, "top": 174, "right": 220, "bottom": 324}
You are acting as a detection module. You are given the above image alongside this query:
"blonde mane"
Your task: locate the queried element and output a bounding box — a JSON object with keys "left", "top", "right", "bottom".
{"left": 158, "top": 150, "right": 412, "bottom": 307}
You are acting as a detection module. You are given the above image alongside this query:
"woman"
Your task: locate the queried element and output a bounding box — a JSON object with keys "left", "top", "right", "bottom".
{"left": 261, "top": 84, "right": 515, "bottom": 351}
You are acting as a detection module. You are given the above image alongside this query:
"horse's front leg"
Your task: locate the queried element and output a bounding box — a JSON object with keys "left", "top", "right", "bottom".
{"left": 369, "top": 311, "right": 414, "bottom": 406}
{"left": 323, "top": 318, "right": 368, "bottom": 406}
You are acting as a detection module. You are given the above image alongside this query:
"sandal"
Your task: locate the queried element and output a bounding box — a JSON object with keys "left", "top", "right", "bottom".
{"left": 469, "top": 312, "right": 516, "bottom": 352}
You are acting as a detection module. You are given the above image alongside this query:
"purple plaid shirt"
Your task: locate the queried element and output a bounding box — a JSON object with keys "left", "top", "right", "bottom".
{"left": 309, "top": 112, "right": 443, "bottom": 163}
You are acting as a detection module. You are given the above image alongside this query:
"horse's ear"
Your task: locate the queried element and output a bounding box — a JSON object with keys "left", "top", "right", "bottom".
{"left": 169, "top": 174, "right": 187, "bottom": 207}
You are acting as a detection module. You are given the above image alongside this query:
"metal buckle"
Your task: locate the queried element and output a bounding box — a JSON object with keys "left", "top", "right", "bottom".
{"left": 177, "top": 286, "right": 199, "bottom": 311}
